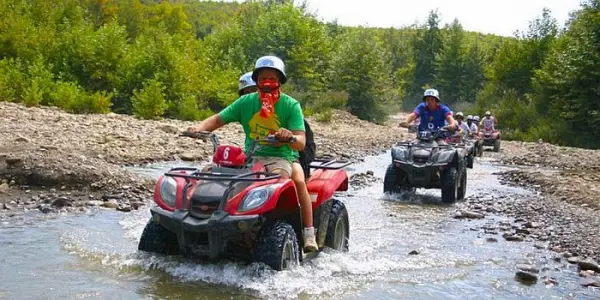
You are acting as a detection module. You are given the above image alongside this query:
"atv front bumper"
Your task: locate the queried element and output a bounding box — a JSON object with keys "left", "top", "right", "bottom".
{"left": 482, "top": 138, "right": 497, "bottom": 146}
{"left": 394, "top": 161, "right": 447, "bottom": 188}
{"left": 150, "top": 206, "right": 261, "bottom": 259}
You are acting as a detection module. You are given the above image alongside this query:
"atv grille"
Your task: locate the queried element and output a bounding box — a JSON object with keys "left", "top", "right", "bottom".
{"left": 413, "top": 157, "right": 428, "bottom": 164}
{"left": 190, "top": 202, "right": 219, "bottom": 218}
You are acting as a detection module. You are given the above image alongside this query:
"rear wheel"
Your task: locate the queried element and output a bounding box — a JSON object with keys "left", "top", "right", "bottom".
{"left": 440, "top": 167, "right": 458, "bottom": 204}
{"left": 493, "top": 139, "right": 501, "bottom": 152}
{"left": 138, "top": 218, "right": 180, "bottom": 255}
{"left": 255, "top": 221, "right": 299, "bottom": 271}
{"left": 325, "top": 199, "right": 349, "bottom": 251}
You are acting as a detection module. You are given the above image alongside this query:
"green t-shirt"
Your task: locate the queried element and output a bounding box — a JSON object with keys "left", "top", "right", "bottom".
{"left": 218, "top": 92, "right": 305, "bottom": 162}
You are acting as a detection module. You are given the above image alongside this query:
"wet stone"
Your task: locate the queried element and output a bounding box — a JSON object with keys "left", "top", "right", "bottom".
{"left": 408, "top": 250, "right": 419, "bottom": 255}
{"left": 517, "top": 264, "right": 540, "bottom": 273}
{"left": 578, "top": 260, "right": 600, "bottom": 272}
{"left": 579, "top": 270, "right": 596, "bottom": 277}
{"left": 503, "top": 233, "right": 524, "bottom": 242}
{"left": 515, "top": 271, "right": 538, "bottom": 284}
{"left": 51, "top": 197, "right": 73, "bottom": 208}
{"left": 580, "top": 278, "right": 600, "bottom": 287}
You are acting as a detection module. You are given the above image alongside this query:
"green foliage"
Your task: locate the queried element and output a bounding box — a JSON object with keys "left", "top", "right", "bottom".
{"left": 329, "top": 28, "right": 391, "bottom": 123}
{"left": 314, "top": 108, "right": 333, "bottom": 123}
{"left": 132, "top": 77, "right": 168, "bottom": 119}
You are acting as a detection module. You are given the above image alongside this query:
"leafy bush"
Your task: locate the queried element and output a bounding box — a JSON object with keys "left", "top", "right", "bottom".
{"left": 132, "top": 78, "right": 168, "bottom": 119}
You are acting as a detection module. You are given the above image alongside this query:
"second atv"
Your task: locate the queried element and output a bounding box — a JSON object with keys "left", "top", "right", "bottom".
{"left": 384, "top": 126, "right": 467, "bottom": 204}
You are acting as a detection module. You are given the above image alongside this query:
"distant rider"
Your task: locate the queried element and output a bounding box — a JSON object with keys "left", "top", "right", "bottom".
{"left": 481, "top": 111, "right": 498, "bottom": 132}
{"left": 466, "top": 115, "right": 478, "bottom": 136}
{"left": 400, "top": 89, "right": 457, "bottom": 143}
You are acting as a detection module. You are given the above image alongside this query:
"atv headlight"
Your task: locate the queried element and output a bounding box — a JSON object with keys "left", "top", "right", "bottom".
{"left": 391, "top": 148, "right": 405, "bottom": 161}
{"left": 159, "top": 176, "right": 177, "bottom": 207}
{"left": 239, "top": 184, "right": 282, "bottom": 212}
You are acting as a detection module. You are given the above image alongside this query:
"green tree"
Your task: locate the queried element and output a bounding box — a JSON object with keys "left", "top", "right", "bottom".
{"left": 330, "top": 28, "right": 391, "bottom": 123}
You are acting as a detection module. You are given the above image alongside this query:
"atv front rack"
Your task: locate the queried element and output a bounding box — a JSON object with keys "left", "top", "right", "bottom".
{"left": 165, "top": 167, "right": 282, "bottom": 210}
{"left": 165, "top": 167, "right": 281, "bottom": 182}
{"left": 395, "top": 141, "right": 454, "bottom": 150}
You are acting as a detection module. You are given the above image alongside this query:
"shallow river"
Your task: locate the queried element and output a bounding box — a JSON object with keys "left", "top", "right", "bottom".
{"left": 0, "top": 153, "right": 597, "bottom": 299}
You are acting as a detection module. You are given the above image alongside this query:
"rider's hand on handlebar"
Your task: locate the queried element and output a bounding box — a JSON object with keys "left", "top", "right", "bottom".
{"left": 274, "top": 128, "right": 294, "bottom": 142}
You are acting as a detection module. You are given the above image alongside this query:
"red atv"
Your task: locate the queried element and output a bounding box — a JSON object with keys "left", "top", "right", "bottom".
{"left": 138, "top": 131, "right": 351, "bottom": 271}
{"left": 478, "top": 127, "right": 501, "bottom": 154}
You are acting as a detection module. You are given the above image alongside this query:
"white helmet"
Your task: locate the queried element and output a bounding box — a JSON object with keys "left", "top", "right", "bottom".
{"left": 252, "top": 55, "right": 287, "bottom": 84}
{"left": 455, "top": 112, "right": 464, "bottom": 119}
{"left": 474, "top": 116, "right": 480, "bottom": 122}
{"left": 467, "top": 115, "right": 474, "bottom": 121}
{"left": 423, "top": 88, "right": 440, "bottom": 102}
{"left": 238, "top": 72, "right": 256, "bottom": 95}
{"left": 485, "top": 111, "right": 491, "bottom": 116}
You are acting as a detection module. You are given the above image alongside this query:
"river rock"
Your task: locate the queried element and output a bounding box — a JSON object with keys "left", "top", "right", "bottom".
{"left": 180, "top": 152, "right": 202, "bottom": 161}
{"left": 87, "top": 200, "right": 104, "bottom": 206}
{"left": 580, "top": 278, "right": 600, "bottom": 287}
{"left": 408, "top": 250, "right": 419, "bottom": 255}
{"left": 503, "top": 233, "right": 524, "bottom": 242}
{"left": 116, "top": 205, "right": 132, "bottom": 212}
{"left": 567, "top": 256, "right": 580, "bottom": 264}
{"left": 578, "top": 260, "right": 600, "bottom": 272}
{"left": 101, "top": 200, "right": 118, "bottom": 209}
{"left": 51, "top": 197, "right": 73, "bottom": 208}
{"left": 517, "top": 264, "right": 540, "bottom": 273}
{"left": 38, "top": 204, "right": 53, "bottom": 214}
{"left": 0, "top": 183, "right": 9, "bottom": 194}
{"left": 580, "top": 270, "right": 596, "bottom": 277}
{"left": 515, "top": 271, "right": 538, "bottom": 284}
{"left": 159, "top": 124, "right": 179, "bottom": 134}
{"left": 453, "top": 210, "right": 484, "bottom": 219}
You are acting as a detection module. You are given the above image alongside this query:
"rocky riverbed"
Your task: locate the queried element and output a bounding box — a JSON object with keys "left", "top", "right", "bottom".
{"left": 0, "top": 102, "right": 405, "bottom": 218}
{"left": 1, "top": 101, "right": 600, "bottom": 287}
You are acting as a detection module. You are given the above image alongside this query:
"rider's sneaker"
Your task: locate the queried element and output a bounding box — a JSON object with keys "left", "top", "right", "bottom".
{"left": 303, "top": 227, "right": 318, "bottom": 252}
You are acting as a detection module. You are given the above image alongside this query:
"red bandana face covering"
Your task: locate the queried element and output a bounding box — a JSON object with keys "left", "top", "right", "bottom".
{"left": 257, "top": 79, "right": 281, "bottom": 118}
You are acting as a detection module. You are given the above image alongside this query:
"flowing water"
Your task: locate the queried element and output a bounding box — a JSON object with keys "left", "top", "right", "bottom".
{"left": 0, "top": 153, "right": 598, "bottom": 300}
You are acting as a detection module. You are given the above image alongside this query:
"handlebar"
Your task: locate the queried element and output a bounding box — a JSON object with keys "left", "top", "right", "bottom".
{"left": 179, "top": 131, "right": 219, "bottom": 152}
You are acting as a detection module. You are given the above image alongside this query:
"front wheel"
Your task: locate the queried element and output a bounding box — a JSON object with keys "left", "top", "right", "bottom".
{"left": 254, "top": 221, "right": 300, "bottom": 271}
{"left": 383, "top": 164, "right": 400, "bottom": 194}
{"left": 325, "top": 199, "right": 349, "bottom": 251}
{"left": 457, "top": 165, "right": 467, "bottom": 200}
{"left": 138, "top": 219, "right": 180, "bottom": 255}
{"left": 440, "top": 167, "right": 458, "bottom": 204}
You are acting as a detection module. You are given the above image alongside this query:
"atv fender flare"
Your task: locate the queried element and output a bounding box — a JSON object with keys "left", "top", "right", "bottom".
{"left": 306, "top": 169, "right": 349, "bottom": 204}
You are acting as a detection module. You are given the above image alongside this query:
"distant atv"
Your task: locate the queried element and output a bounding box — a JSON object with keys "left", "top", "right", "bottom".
{"left": 138, "top": 132, "right": 351, "bottom": 271}
{"left": 448, "top": 133, "right": 476, "bottom": 169}
{"left": 384, "top": 125, "right": 467, "bottom": 204}
{"left": 479, "top": 128, "right": 501, "bottom": 153}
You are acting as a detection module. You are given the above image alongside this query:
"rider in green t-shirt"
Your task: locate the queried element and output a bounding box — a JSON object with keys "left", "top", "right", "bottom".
{"left": 187, "top": 56, "right": 318, "bottom": 252}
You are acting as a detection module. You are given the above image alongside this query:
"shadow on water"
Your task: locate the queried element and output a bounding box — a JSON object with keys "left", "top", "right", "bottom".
{"left": 0, "top": 151, "right": 598, "bottom": 299}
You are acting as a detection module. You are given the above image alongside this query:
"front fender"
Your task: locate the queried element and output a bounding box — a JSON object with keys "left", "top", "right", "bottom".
{"left": 306, "top": 169, "right": 349, "bottom": 206}
{"left": 431, "top": 149, "right": 456, "bottom": 165}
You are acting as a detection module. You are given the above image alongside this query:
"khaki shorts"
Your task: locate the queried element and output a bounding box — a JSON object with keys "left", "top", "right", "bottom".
{"left": 254, "top": 157, "right": 293, "bottom": 177}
